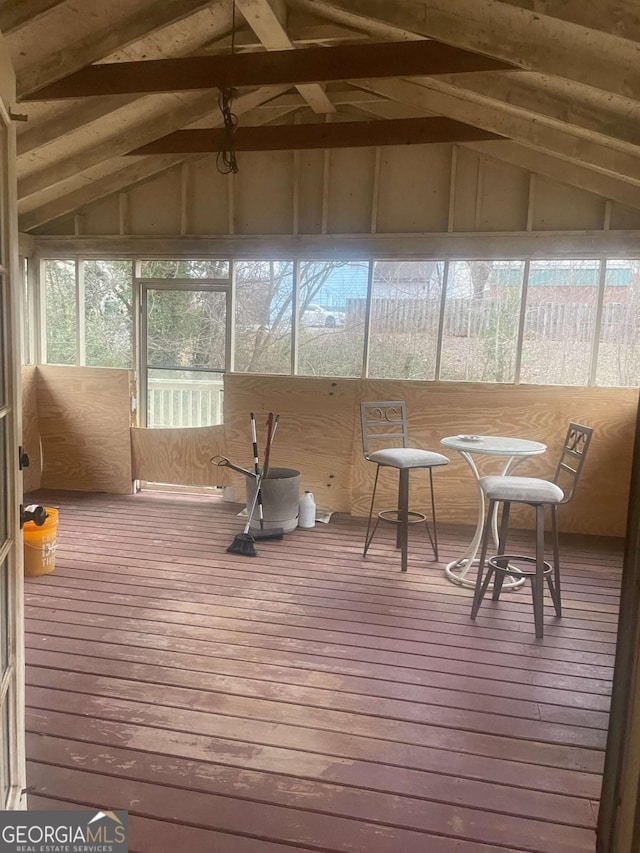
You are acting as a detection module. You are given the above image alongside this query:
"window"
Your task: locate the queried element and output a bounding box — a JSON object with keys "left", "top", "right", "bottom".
{"left": 41, "top": 253, "right": 640, "bottom": 390}
{"left": 520, "top": 260, "right": 599, "bottom": 386}
{"left": 44, "top": 259, "right": 133, "bottom": 368}
{"left": 21, "top": 258, "right": 32, "bottom": 365}
{"left": 83, "top": 260, "right": 133, "bottom": 368}
{"left": 297, "top": 261, "right": 368, "bottom": 378}
{"left": 368, "top": 261, "right": 444, "bottom": 380}
{"left": 596, "top": 260, "right": 640, "bottom": 387}
{"left": 44, "top": 259, "right": 76, "bottom": 365}
{"left": 145, "top": 287, "right": 227, "bottom": 428}
{"left": 438, "top": 261, "right": 523, "bottom": 383}
{"left": 234, "top": 261, "right": 293, "bottom": 374}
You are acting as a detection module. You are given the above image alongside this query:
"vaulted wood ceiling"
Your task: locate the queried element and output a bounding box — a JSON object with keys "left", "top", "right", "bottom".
{"left": 6, "top": 0, "right": 640, "bottom": 232}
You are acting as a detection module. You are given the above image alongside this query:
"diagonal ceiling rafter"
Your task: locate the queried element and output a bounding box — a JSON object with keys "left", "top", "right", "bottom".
{"left": 18, "top": 84, "right": 293, "bottom": 203}
{"left": 12, "top": 0, "right": 640, "bottom": 236}
{"left": 352, "top": 77, "right": 640, "bottom": 188}
{"left": 235, "top": 0, "right": 335, "bottom": 113}
{"left": 18, "top": 101, "right": 297, "bottom": 231}
{"left": 0, "top": 0, "right": 66, "bottom": 34}
{"left": 13, "top": 0, "right": 234, "bottom": 97}
{"left": 289, "top": 0, "right": 640, "bottom": 102}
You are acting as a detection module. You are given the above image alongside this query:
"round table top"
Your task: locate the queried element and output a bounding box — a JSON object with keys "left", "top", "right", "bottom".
{"left": 440, "top": 435, "right": 547, "bottom": 456}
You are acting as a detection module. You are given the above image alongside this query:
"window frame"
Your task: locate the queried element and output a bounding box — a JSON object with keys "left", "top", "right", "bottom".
{"left": 36, "top": 252, "right": 640, "bottom": 390}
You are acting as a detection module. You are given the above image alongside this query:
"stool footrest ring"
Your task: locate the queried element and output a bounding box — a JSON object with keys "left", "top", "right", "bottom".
{"left": 378, "top": 509, "right": 426, "bottom": 524}
{"left": 488, "top": 553, "right": 553, "bottom": 578}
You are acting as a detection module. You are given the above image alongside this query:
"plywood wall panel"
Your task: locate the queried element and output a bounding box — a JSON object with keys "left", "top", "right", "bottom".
{"left": 377, "top": 144, "right": 450, "bottom": 233}
{"left": 224, "top": 374, "right": 636, "bottom": 537}
{"left": 188, "top": 157, "right": 230, "bottom": 235}
{"left": 21, "top": 365, "right": 41, "bottom": 493}
{"left": 235, "top": 151, "right": 293, "bottom": 234}
{"left": 32, "top": 215, "right": 75, "bottom": 236}
{"left": 297, "top": 149, "right": 324, "bottom": 234}
{"left": 224, "top": 374, "right": 359, "bottom": 511}
{"left": 609, "top": 203, "right": 640, "bottom": 231}
{"left": 533, "top": 176, "right": 605, "bottom": 232}
{"left": 451, "top": 146, "right": 479, "bottom": 232}
{"left": 83, "top": 194, "right": 120, "bottom": 236}
{"left": 36, "top": 139, "right": 640, "bottom": 238}
{"left": 355, "top": 380, "right": 637, "bottom": 538}
{"left": 131, "top": 425, "right": 228, "bottom": 486}
{"left": 37, "top": 365, "right": 133, "bottom": 493}
{"left": 477, "top": 158, "right": 528, "bottom": 232}
{"left": 129, "top": 168, "right": 182, "bottom": 235}
{"left": 327, "top": 147, "right": 376, "bottom": 234}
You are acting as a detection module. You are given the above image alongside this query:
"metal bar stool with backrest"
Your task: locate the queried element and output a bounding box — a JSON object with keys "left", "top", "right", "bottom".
{"left": 360, "top": 401, "right": 449, "bottom": 572}
{"left": 470, "top": 422, "right": 593, "bottom": 638}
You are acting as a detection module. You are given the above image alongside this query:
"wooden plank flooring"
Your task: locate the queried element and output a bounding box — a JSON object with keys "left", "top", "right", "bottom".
{"left": 23, "top": 489, "right": 623, "bottom": 853}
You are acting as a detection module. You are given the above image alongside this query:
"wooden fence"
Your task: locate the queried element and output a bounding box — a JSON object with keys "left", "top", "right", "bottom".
{"left": 346, "top": 297, "right": 636, "bottom": 341}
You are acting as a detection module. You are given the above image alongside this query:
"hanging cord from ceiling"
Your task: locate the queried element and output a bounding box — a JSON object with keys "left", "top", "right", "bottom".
{"left": 216, "top": 0, "right": 239, "bottom": 174}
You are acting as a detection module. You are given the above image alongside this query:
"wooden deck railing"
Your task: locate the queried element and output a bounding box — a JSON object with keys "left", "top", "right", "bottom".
{"left": 147, "top": 378, "right": 224, "bottom": 428}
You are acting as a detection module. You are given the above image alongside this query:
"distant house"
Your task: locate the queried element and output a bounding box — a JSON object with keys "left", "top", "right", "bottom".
{"left": 489, "top": 264, "right": 634, "bottom": 304}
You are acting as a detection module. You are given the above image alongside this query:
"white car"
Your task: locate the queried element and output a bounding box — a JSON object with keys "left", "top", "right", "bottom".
{"left": 301, "top": 304, "right": 345, "bottom": 328}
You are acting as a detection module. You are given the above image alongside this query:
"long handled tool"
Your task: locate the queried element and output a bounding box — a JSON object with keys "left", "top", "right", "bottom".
{"left": 210, "top": 455, "right": 254, "bottom": 478}
{"left": 226, "top": 471, "right": 264, "bottom": 556}
{"left": 249, "top": 412, "right": 285, "bottom": 539}
{"left": 249, "top": 412, "right": 278, "bottom": 536}
{"left": 250, "top": 412, "right": 266, "bottom": 531}
{"left": 226, "top": 412, "right": 284, "bottom": 556}
{"left": 262, "top": 413, "right": 278, "bottom": 481}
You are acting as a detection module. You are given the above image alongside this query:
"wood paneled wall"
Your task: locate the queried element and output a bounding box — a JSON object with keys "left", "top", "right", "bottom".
{"left": 21, "top": 365, "right": 41, "bottom": 493}
{"left": 224, "top": 376, "right": 357, "bottom": 510}
{"left": 37, "top": 142, "right": 640, "bottom": 239}
{"left": 36, "top": 365, "right": 133, "bottom": 494}
{"left": 22, "top": 365, "right": 638, "bottom": 537}
{"left": 225, "top": 374, "right": 638, "bottom": 537}
{"left": 131, "top": 425, "right": 229, "bottom": 488}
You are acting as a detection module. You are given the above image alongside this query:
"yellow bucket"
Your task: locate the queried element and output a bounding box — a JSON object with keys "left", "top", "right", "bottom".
{"left": 23, "top": 507, "right": 59, "bottom": 577}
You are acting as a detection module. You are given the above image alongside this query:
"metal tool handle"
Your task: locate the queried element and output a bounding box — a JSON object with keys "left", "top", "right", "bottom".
{"left": 262, "top": 414, "right": 279, "bottom": 481}
{"left": 210, "top": 455, "right": 255, "bottom": 479}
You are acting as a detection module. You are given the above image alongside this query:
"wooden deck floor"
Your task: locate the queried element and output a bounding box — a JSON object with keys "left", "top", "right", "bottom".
{"left": 23, "top": 489, "right": 622, "bottom": 853}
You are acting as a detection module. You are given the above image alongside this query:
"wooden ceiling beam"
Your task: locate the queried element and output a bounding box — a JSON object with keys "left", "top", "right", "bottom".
{"left": 258, "top": 88, "right": 385, "bottom": 108}
{"left": 18, "top": 155, "right": 195, "bottom": 232}
{"left": 291, "top": 0, "right": 640, "bottom": 103}
{"left": 496, "top": 1, "right": 640, "bottom": 43}
{"left": 20, "top": 40, "right": 517, "bottom": 101}
{"left": 14, "top": 0, "right": 231, "bottom": 97}
{"left": 235, "top": 0, "right": 335, "bottom": 114}
{"left": 354, "top": 77, "right": 640, "bottom": 188}
{"left": 432, "top": 71, "right": 640, "bottom": 152}
{"left": 126, "top": 117, "right": 501, "bottom": 154}
{"left": 18, "top": 85, "right": 293, "bottom": 201}
{"left": 0, "top": 0, "right": 65, "bottom": 34}
{"left": 18, "top": 96, "right": 137, "bottom": 155}
{"left": 464, "top": 139, "right": 640, "bottom": 211}
{"left": 19, "top": 102, "right": 296, "bottom": 231}
{"left": 213, "top": 21, "right": 371, "bottom": 51}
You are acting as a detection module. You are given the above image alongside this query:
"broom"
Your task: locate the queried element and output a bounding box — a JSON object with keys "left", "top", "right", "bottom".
{"left": 226, "top": 471, "right": 263, "bottom": 556}
{"left": 226, "top": 413, "right": 283, "bottom": 555}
